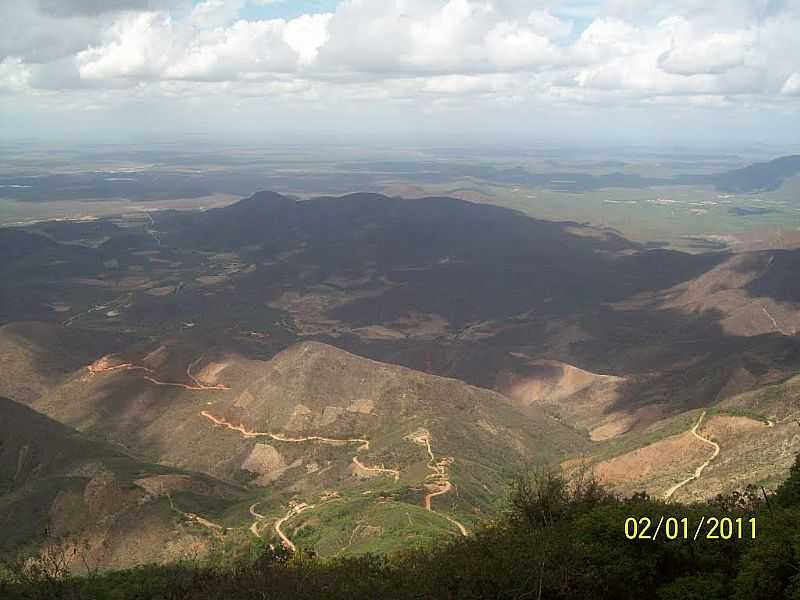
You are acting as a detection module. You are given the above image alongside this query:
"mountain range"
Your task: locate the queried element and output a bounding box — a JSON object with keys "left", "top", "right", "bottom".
{"left": 2, "top": 187, "right": 800, "bottom": 569}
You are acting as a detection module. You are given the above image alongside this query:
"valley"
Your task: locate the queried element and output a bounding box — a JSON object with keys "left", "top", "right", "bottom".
{"left": 2, "top": 186, "right": 800, "bottom": 570}
{"left": 3, "top": 0, "right": 799, "bottom": 593}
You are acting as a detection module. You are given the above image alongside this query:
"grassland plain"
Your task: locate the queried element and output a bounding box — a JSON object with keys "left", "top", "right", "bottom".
{"left": 380, "top": 176, "right": 800, "bottom": 252}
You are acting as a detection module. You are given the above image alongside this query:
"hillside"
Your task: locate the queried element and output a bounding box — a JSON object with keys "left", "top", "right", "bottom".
{"left": 2, "top": 190, "right": 800, "bottom": 570}
{"left": 561, "top": 369, "right": 800, "bottom": 501}
{"left": 0, "top": 322, "right": 129, "bottom": 403}
{"left": 7, "top": 458, "right": 800, "bottom": 600}
{"left": 0, "top": 229, "right": 57, "bottom": 259}
{"left": 0, "top": 322, "right": 588, "bottom": 559}
{"left": 709, "top": 154, "right": 800, "bottom": 193}
{"left": 628, "top": 249, "right": 800, "bottom": 338}
{"left": 0, "top": 397, "right": 245, "bottom": 570}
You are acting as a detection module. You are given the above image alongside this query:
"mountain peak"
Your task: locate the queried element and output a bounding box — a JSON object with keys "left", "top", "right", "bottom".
{"left": 231, "top": 190, "right": 295, "bottom": 212}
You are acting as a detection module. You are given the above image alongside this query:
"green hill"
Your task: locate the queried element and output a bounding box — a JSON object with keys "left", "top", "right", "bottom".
{"left": 6, "top": 457, "right": 800, "bottom": 600}
{"left": 0, "top": 325, "right": 588, "bottom": 561}
{"left": 0, "top": 397, "right": 245, "bottom": 570}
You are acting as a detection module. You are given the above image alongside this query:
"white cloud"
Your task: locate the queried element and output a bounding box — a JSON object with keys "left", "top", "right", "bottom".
{"left": 569, "top": 17, "right": 641, "bottom": 64}
{"left": 283, "top": 13, "right": 332, "bottom": 65}
{"left": 1, "top": 0, "right": 799, "bottom": 142}
{"left": 657, "top": 17, "right": 755, "bottom": 76}
{"left": 75, "top": 7, "right": 331, "bottom": 82}
{"left": 0, "top": 57, "right": 32, "bottom": 93}
{"left": 190, "top": 0, "right": 245, "bottom": 29}
{"left": 563, "top": 6, "right": 799, "bottom": 102}
{"left": 783, "top": 72, "right": 800, "bottom": 95}
{"left": 484, "top": 22, "right": 557, "bottom": 69}
{"left": 422, "top": 73, "right": 512, "bottom": 94}
{"left": 527, "top": 10, "right": 573, "bottom": 40}
{"left": 21, "top": 0, "right": 800, "bottom": 100}
{"left": 77, "top": 12, "right": 173, "bottom": 80}
{"left": 314, "top": 0, "right": 567, "bottom": 76}
{"left": 36, "top": 0, "right": 184, "bottom": 18}
{"left": 165, "top": 20, "right": 298, "bottom": 80}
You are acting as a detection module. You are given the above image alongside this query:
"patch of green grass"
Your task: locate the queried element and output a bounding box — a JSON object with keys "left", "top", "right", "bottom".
{"left": 707, "top": 407, "right": 771, "bottom": 425}
{"left": 288, "top": 496, "right": 458, "bottom": 557}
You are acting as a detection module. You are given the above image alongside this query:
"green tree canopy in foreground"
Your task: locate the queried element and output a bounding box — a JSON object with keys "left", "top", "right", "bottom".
{"left": 4, "top": 459, "right": 800, "bottom": 600}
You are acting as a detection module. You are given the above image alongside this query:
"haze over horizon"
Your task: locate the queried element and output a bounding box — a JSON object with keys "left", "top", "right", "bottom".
{"left": 1, "top": 0, "right": 799, "bottom": 147}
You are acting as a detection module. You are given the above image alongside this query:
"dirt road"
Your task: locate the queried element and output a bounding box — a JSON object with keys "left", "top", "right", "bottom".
{"left": 663, "top": 411, "right": 720, "bottom": 501}
{"left": 352, "top": 456, "right": 400, "bottom": 481}
{"left": 249, "top": 502, "right": 266, "bottom": 537}
{"left": 202, "top": 411, "right": 400, "bottom": 483}
{"left": 87, "top": 356, "right": 230, "bottom": 391}
{"left": 200, "top": 411, "right": 369, "bottom": 449}
{"left": 143, "top": 212, "right": 163, "bottom": 247}
{"left": 274, "top": 503, "right": 312, "bottom": 552}
{"left": 167, "top": 493, "right": 226, "bottom": 539}
{"left": 408, "top": 430, "right": 468, "bottom": 536}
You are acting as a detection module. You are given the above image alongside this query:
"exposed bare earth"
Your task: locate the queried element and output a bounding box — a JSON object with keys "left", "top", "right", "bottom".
{"left": 593, "top": 425, "right": 712, "bottom": 497}
{"left": 407, "top": 429, "right": 468, "bottom": 537}
{"left": 86, "top": 355, "right": 231, "bottom": 391}
{"left": 621, "top": 252, "right": 800, "bottom": 337}
{"left": 200, "top": 411, "right": 406, "bottom": 548}
{"left": 663, "top": 412, "right": 720, "bottom": 501}
{"left": 672, "top": 414, "right": 800, "bottom": 501}
{"left": 503, "top": 358, "right": 627, "bottom": 438}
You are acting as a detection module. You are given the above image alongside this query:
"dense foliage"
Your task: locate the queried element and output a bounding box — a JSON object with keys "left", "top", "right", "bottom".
{"left": 4, "top": 461, "right": 800, "bottom": 600}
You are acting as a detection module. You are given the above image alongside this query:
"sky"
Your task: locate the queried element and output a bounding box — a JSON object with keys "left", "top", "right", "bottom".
{"left": 0, "top": 0, "right": 799, "bottom": 148}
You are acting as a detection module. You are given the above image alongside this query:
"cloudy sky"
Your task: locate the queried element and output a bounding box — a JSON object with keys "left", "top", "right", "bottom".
{"left": 1, "top": 0, "right": 798, "bottom": 147}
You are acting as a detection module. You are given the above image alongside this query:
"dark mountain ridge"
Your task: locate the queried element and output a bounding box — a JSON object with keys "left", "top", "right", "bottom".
{"left": 339, "top": 155, "right": 800, "bottom": 193}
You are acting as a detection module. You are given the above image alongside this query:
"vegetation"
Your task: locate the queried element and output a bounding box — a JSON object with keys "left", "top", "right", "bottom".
{"left": 4, "top": 189, "right": 800, "bottom": 596}
{"left": 5, "top": 458, "right": 800, "bottom": 600}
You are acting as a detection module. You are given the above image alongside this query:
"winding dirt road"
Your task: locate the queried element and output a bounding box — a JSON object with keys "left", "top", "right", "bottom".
{"left": 143, "top": 212, "right": 163, "bottom": 247}
{"left": 769, "top": 411, "right": 800, "bottom": 427}
{"left": 409, "top": 430, "right": 468, "bottom": 537}
{"left": 89, "top": 358, "right": 464, "bottom": 546}
{"left": 352, "top": 456, "right": 400, "bottom": 481}
{"left": 201, "top": 410, "right": 402, "bottom": 548}
{"left": 167, "top": 493, "right": 226, "bottom": 539}
{"left": 86, "top": 356, "right": 230, "bottom": 391}
{"left": 663, "top": 411, "right": 720, "bottom": 502}
{"left": 762, "top": 305, "right": 791, "bottom": 336}
{"left": 84, "top": 359, "right": 233, "bottom": 537}
{"left": 89, "top": 355, "right": 406, "bottom": 550}
{"left": 64, "top": 294, "right": 129, "bottom": 328}
{"left": 200, "top": 411, "right": 370, "bottom": 449}
{"left": 274, "top": 503, "right": 312, "bottom": 552}
{"left": 249, "top": 502, "right": 266, "bottom": 537}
